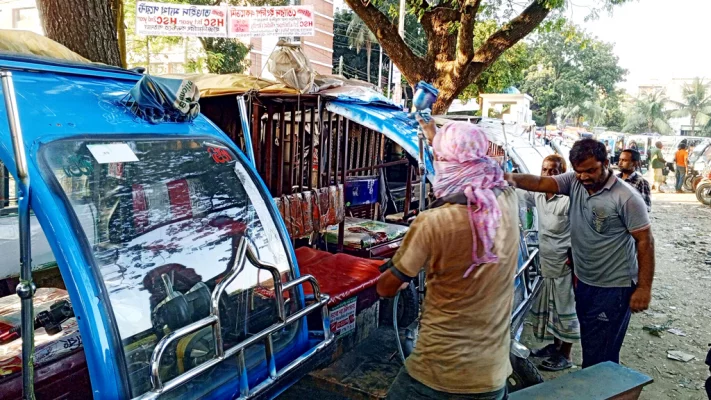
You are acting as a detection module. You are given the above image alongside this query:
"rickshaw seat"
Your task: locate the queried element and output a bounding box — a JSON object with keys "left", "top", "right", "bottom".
{"left": 295, "top": 247, "right": 384, "bottom": 307}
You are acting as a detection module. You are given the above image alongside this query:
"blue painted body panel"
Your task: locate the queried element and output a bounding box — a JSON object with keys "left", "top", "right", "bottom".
{"left": 325, "top": 100, "right": 435, "bottom": 181}
{"left": 0, "top": 55, "right": 308, "bottom": 399}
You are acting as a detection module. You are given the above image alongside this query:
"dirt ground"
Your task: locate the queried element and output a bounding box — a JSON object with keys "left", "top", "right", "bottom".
{"left": 521, "top": 191, "right": 711, "bottom": 399}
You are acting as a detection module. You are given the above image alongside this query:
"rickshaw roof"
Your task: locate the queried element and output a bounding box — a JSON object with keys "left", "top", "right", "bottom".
{"left": 0, "top": 54, "right": 227, "bottom": 179}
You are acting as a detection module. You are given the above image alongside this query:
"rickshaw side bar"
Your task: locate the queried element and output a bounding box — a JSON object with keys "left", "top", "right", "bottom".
{"left": 277, "top": 104, "right": 286, "bottom": 196}
{"left": 403, "top": 165, "right": 412, "bottom": 218}
{"left": 346, "top": 159, "right": 408, "bottom": 175}
{"left": 265, "top": 105, "right": 274, "bottom": 192}
{"left": 338, "top": 121, "right": 349, "bottom": 252}
{"left": 317, "top": 98, "right": 325, "bottom": 188}
{"left": 245, "top": 245, "right": 286, "bottom": 322}
{"left": 326, "top": 111, "right": 333, "bottom": 186}
{"left": 290, "top": 104, "right": 297, "bottom": 191}
{"left": 299, "top": 101, "right": 306, "bottom": 191}
{"left": 354, "top": 128, "right": 362, "bottom": 176}
{"left": 265, "top": 334, "right": 277, "bottom": 379}
{"left": 211, "top": 237, "right": 249, "bottom": 357}
{"left": 141, "top": 239, "right": 332, "bottom": 399}
{"left": 236, "top": 95, "right": 255, "bottom": 165}
{"left": 251, "top": 100, "right": 262, "bottom": 175}
{"left": 1, "top": 70, "right": 35, "bottom": 400}
{"left": 308, "top": 106, "right": 315, "bottom": 190}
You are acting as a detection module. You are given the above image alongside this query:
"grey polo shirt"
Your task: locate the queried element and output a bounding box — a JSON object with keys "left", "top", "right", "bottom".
{"left": 519, "top": 191, "right": 571, "bottom": 278}
{"left": 553, "top": 171, "right": 651, "bottom": 288}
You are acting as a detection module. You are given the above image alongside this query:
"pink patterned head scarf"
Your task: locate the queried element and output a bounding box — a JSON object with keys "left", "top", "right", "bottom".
{"left": 432, "top": 122, "right": 508, "bottom": 278}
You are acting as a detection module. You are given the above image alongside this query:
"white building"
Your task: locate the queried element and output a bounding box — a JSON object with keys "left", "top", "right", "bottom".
{"left": 637, "top": 78, "right": 706, "bottom": 135}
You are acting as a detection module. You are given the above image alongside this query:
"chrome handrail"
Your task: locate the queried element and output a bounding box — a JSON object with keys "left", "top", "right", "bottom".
{"left": 1, "top": 70, "right": 36, "bottom": 400}
{"left": 136, "top": 238, "right": 332, "bottom": 400}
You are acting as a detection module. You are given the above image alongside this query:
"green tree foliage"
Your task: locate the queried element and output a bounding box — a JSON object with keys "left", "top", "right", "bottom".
{"left": 521, "top": 24, "right": 627, "bottom": 127}
{"left": 346, "top": 14, "right": 377, "bottom": 83}
{"left": 670, "top": 78, "right": 711, "bottom": 135}
{"left": 459, "top": 20, "right": 532, "bottom": 101}
{"left": 344, "top": 0, "right": 631, "bottom": 113}
{"left": 623, "top": 90, "right": 673, "bottom": 134}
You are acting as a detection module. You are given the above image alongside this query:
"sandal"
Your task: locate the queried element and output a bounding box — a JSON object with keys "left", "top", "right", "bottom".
{"left": 540, "top": 354, "right": 573, "bottom": 371}
{"left": 530, "top": 344, "right": 559, "bottom": 358}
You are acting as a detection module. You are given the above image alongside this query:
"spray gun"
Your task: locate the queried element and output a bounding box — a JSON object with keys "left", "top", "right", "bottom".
{"left": 411, "top": 81, "right": 438, "bottom": 213}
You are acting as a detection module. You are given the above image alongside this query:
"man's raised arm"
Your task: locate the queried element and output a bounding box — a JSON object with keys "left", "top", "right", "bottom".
{"left": 505, "top": 173, "right": 561, "bottom": 194}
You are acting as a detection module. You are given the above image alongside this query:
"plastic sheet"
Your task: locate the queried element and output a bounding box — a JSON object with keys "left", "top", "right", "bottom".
{"left": 0, "top": 30, "right": 89, "bottom": 64}
{"left": 267, "top": 41, "right": 316, "bottom": 94}
{"left": 162, "top": 73, "right": 298, "bottom": 98}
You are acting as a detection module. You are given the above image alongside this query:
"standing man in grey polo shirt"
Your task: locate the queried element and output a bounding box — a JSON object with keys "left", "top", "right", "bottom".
{"left": 506, "top": 138, "right": 655, "bottom": 368}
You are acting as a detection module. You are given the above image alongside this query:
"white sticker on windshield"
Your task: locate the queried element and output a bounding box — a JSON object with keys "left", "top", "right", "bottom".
{"left": 87, "top": 143, "right": 139, "bottom": 164}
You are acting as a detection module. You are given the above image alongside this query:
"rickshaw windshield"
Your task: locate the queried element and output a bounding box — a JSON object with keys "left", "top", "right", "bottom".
{"left": 41, "top": 137, "right": 300, "bottom": 397}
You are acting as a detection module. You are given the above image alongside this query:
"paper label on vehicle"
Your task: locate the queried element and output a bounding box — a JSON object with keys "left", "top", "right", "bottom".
{"left": 329, "top": 297, "right": 357, "bottom": 337}
{"left": 87, "top": 143, "right": 139, "bottom": 164}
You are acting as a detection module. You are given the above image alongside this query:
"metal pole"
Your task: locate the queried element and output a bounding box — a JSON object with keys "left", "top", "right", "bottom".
{"left": 378, "top": 46, "right": 383, "bottom": 90}
{"left": 1, "top": 70, "right": 35, "bottom": 400}
{"left": 237, "top": 95, "right": 256, "bottom": 165}
{"left": 387, "top": 60, "right": 393, "bottom": 98}
{"left": 417, "top": 132, "right": 427, "bottom": 212}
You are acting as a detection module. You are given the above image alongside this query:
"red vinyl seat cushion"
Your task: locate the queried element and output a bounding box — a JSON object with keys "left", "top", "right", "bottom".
{"left": 295, "top": 247, "right": 384, "bottom": 307}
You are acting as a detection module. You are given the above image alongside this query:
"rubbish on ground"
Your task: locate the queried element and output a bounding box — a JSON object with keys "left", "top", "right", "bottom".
{"left": 643, "top": 320, "right": 675, "bottom": 337}
{"left": 667, "top": 351, "right": 695, "bottom": 362}
{"left": 667, "top": 328, "right": 687, "bottom": 337}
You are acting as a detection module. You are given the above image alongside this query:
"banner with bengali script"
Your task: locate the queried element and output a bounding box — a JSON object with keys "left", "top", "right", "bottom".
{"left": 227, "top": 5, "right": 315, "bottom": 38}
{"left": 135, "top": 1, "right": 228, "bottom": 37}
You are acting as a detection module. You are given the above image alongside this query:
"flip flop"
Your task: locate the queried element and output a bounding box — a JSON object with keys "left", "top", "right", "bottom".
{"left": 540, "top": 354, "right": 573, "bottom": 371}
{"left": 530, "top": 343, "right": 558, "bottom": 358}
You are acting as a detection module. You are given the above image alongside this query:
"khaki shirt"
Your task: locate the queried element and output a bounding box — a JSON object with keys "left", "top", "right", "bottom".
{"left": 392, "top": 188, "right": 519, "bottom": 394}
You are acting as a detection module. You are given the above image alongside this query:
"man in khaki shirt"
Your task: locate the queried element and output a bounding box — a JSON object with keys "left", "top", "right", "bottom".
{"left": 377, "top": 117, "right": 519, "bottom": 399}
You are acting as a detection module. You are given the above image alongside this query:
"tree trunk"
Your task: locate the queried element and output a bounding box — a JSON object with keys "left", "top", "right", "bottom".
{"left": 366, "top": 41, "right": 371, "bottom": 84}
{"left": 113, "top": 0, "right": 126, "bottom": 68}
{"left": 546, "top": 109, "right": 554, "bottom": 125}
{"left": 691, "top": 113, "right": 696, "bottom": 135}
{"left": 37, "top": 0, "right": 121, "bottom": 66}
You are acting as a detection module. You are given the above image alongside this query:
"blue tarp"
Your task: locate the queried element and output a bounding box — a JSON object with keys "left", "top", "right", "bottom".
{"left": 325, "top": 100, "right": 435, "bottom": 182}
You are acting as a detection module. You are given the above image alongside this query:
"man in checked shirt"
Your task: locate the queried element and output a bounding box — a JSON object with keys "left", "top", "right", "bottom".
{"left": 617, "top": 149, "right": 652, "bottom": 212}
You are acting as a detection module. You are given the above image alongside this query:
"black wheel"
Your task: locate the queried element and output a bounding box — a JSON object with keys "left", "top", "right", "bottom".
{"left": 507, "top": 354, "right": 544, "bottom": 393}
{"left": 379, "top": 283, "right": 419, "bottom": 328}
{"left": 696, "top": 182, "right": 711, "bottom": 206}
{"left": 683, "top": 175, "right": 694, "bottom": 192}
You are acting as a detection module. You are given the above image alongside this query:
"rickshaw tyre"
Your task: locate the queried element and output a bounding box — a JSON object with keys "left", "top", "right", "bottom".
{"left": 696, "top": 182, "right": 711, "bottom": 206}
{"left": 379, "top": 283, "right": 419, "bottom": 328}
{"left": 507, "top": 353, "right": 543, "bottom": 393}
{"left": 683, "top": 175, "right": 694, "bottom": 192}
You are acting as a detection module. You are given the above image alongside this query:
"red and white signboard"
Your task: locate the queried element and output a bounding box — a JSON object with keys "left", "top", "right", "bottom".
{"left": 135, "top": 2, "right": 314, "bottom": 38}
{"left": 136, "top": 1, "right": 228, "bottom": 37}
{"left": 329, "top": 297, "right": 357, "bottom": 336}
{"left": 227, "top": 5, "right": 315, "bottom": 38}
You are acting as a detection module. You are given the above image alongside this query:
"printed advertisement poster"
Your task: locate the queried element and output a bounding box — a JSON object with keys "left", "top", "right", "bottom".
{"left": 228, "top": 5, "right": 314, "bottom": 38}
{"left": 329, "top": 297, "right": 357, "bottom": 336}
{"left": 136, "top": 2, "right": 227, "bottom": 37}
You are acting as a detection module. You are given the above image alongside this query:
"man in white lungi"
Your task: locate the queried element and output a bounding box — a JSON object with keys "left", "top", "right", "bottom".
{"left": 519, "top": 154, "right": 580, "bottom": 371}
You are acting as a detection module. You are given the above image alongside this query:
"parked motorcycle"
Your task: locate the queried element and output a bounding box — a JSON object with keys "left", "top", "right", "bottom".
{"left": 695, "top": 168, "right": 711, "bottom": 206}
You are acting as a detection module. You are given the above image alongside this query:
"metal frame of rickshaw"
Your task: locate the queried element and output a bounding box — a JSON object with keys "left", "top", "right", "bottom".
{"left": 205, "top": 87, "right": 542, "bottom": 364}
{"left": 0, "top": 55, "right": 337, "bottom": 400}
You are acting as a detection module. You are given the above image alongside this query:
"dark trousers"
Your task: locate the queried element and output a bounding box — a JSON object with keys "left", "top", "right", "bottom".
{"left": 574, "top": 279, "right": 635, "bottom": 368}
{"left": 386, "top": 368, "right": 507, "bottom": 400}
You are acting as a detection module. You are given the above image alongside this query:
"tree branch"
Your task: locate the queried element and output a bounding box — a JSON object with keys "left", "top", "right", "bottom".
{"left": 456, "top": 0, "right": 482, "bottom": 68}
{"left": 469, "top": 0, "right": 550, "bottom": 80}
{"left": 344, "top": 0, "right": 427, "bottom": 83}
{"left": 421, "top": 8, "right": 459, "bottom": 66}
